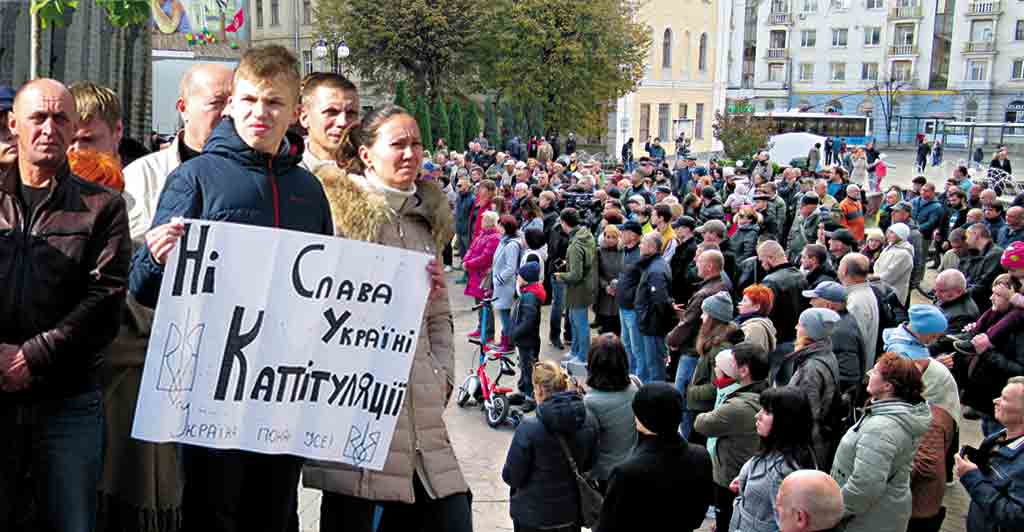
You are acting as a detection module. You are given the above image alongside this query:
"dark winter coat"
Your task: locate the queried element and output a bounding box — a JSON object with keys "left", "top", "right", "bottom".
{"left": 962, "top": 428, "right": 1024, "bottom": 532}
{"left": 787, "top": 210, "right": 821, "bottom": 264}
{"left": 762, "top": 263, "right": 808, "bottom": 343}
{"left": 833, "top": 310, "right": 868, "bottom": 387}
{"left": 778, "top": 340, "right": 841, "bottom": 467}
{"left": 962, "top": 241, "right": 1005, "bottom": 312}
{"left": 510, "top": 284, "right": 546, "bottom": 352}
{"left": 596, "top": 434, "right": 714, "bottom": 532}
{"left": 911, "top": 197, "right": 943, "bottom": 236}
{"left": 670, "top": 237, "right": 699, "bottom": 304}
{"left": 634, "top": 254, "right": 674, "bottom": 336}
{"left": 938, "top": 292, "right": 980, "bottom": 335}
{"left": 503, "top": 391, "right": 599, "bottom": 529}
{"left": 806, "top": 263, "right": 839, "bottom": 290}
{"left": 700, "top": 198, "right": 726, "bottom": 223}
{"left": 454, "top": 189, "right": 476, "bottom": 237}
{"left": 615, "top": 244, "right": 643, "bottom": 310}
{"left": 597, "top": 247, "right": 625, "bottom": 317}
{"left": 130, "top": 118, "right": 334, "bottom": 307}
{"left": 732, "top": 223, "right": 761, "bottom": 263}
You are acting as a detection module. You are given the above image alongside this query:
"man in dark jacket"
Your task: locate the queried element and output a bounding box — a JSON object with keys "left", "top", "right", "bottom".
{"left": 453, "top": 175, "right": 475, "bottom": 270}
{"left": 597, "top": 383, "right": 713, "bottom": 532}
{"left": 554, "top": 208, "right": 598, "bottom": 363}
{"left": 1, "top": 79, "right": 131, "bottom": 531}
{"left": 670, "top": 216, "right": 699, "bottom": 304}
{"left": 699, "top": 187, "right": 726, "bottom": 222}
{"left": 616, "top": 222, "right": 645, "bottom": 373}
{"left": 758, "top": 240, "right": 808, "bottom": 348}
{"left": 634, "top": 232, "right": 674, "bottom": 383}
{"left": 788, "top": 193, "right": 821, "bottom": 264}
{"left": 509, "top": 263, "right": 546, "bottom": 412}
{"left": 547, "top": 212, "right": 573, "bottom": 349}
{"left": 130, "top": 46, "right": 334, "bottom": 532}
{"left": 999, "top": 206, "right": 1024, "bottom": 248}
{"left": 804, "top": 282, "right": 866, "bottom": 394}
{"left": 801, "top": 244, "right": 838, "bottom": 289}
{"left": 962, "top": 223, "right": 1004, "bottom": 313}
{"left": 912, "top": 183, "right": 943, "bottom": 267}
{"left": 934, "top": 269, "right": 980, "bottom": 335}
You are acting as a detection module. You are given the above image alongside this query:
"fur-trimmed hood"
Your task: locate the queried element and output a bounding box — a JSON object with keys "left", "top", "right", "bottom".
{"left": 315, "top": 166, "right": 454, "bottom": 254}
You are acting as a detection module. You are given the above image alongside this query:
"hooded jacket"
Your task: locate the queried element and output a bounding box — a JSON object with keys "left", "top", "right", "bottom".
{"left": 874, "top": 240, "right": 915, "bottom": 305}
{"left": 129, "top": 118, "right": 334, "bottom": 306}
{"left": 694, "top": 380, "right": 768, "bottom": 486}
{"left": 502, "top": 391, "right": 599, "bottom": 529}
{"left": 559, "top": 225, "right": 598, "bottom": 308}
{"left": 738, "top": 314, "right": 777, "bottom": 354}
{"left": 830, "top": 399, "right": 932, "bottom": 532}
{"left": 510, "top": 283, "right": 547, "bottom": 352}
{"left": 732, "top": 223, "right": 760, "bottom": 263}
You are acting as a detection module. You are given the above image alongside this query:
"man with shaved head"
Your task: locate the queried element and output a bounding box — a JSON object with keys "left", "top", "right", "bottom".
{"left": 775, "top": 470, "right": 845, "bottom": 532}
{"left": 758, "top": 240, "right": 807, "bottom": 357}
{"left": 838, "top": 253, "right": 879, "bottom": 367}
{"left": 934, "top": 269, "right": 979, "bottom": 334}
{"left": 0, "top": 78, "right": 131, "bottom": 531}
{"left": 124, "top": 62, "right": 233, "bottom": 241}
{"left": 999, "top": 205, "right": 1024, "bottom": 248}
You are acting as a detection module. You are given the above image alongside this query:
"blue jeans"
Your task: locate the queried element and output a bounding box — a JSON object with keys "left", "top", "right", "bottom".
{"left": 498, "top": 308, "right": 512, "bottom": 340}
{"left": 637, "top": 334, "right": 667, "bottom": 384}
{"left": 549, "top": 281, "right": 567, "bottom": 343}
{"left": 674, "top": 355, "right": 700, "bottom": 439}
{"left": 568, "top": 306, "right": 590, "bottom": 362}
{"left": 0, "top": 390, "right": 104, "bottom": 532}
{"left": 618, "top": 308, "right": 642, "bottom": 374}
{"left": 476, "top": 298, "right": 494, "bottom": 342}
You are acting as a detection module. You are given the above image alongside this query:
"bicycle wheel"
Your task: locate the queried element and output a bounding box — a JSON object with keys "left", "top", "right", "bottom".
{"left": 456, "top": 375, "right": 478, "bottom": 407}
{"left": 487, "top": 394, "right": 510, "bottom": 428}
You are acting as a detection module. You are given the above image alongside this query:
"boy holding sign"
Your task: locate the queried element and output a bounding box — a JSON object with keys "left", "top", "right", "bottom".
{"left": 129, "top": 46, "right": 333, "bottom": 532}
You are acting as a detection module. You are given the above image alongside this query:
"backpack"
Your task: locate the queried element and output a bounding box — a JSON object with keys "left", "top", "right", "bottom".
{"left": 870, "top": 282, "right": 908, "bottom": 354}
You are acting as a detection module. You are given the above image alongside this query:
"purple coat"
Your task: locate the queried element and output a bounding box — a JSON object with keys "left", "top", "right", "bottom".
{"left": 463, "top": 228, "right": 501, "bottom": 299}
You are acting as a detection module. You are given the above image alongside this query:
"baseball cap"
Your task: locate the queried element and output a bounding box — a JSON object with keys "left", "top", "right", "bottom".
{"left": 802, "top": 281, "right": 848, "bottom": 304}
{"left": 672, "top": 215, "right": 697, "bottom": 231}
{"left": 696, "top": 219, "right": 727, "bottom": 236}
{"left": 826, "top": 228, "right": 857, "bottom": 248}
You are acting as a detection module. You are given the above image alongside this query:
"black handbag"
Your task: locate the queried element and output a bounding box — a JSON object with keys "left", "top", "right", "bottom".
{"left": 555, "top": 434, "right": 604, "bottom": 528}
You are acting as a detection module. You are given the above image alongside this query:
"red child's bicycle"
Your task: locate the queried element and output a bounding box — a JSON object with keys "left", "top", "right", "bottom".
{"left": 455, "top": 297, "right": 523, "bottom": 428}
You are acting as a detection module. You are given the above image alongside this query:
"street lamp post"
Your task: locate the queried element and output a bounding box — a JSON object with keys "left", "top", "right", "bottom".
{"left": 314, "top": 35, "right": 350, "bottom": 74}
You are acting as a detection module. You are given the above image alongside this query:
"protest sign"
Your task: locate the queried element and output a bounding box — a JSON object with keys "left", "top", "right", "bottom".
{"left": 132, "top": 219, "right": 431, "bottom": 471}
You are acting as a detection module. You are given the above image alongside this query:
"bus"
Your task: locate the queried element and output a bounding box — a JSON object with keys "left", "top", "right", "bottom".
{"left": 751, "top": 112, "right": 873, "bottom": 146}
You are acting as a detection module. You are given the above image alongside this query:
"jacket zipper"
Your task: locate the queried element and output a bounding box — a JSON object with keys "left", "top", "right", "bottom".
{"left": 267, "top": 158, "right": 281, "bottom": 227}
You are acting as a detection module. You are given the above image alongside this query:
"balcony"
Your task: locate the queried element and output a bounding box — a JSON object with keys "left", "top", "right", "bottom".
{"left": 959, "top": 78, "right": 993, "bottom": 90}
{"left": 966, "top": 1, "right": 1002, "bottom": 16}
{"left": 889, "top": 44, "right": 918, "bottom": 56}
{"left": 768, "top": 12, "right": 794, "bottom": 25}
{"left": 889, "top": 4, "right": 923, "bottom": 19}
{"left": 766, "top": 48, "right": 789, "bottom": 59}
{"left": 963, "top": 41, "right": 997, "bottom": 53}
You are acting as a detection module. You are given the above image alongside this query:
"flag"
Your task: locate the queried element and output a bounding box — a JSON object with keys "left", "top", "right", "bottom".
{"left": 225, "top": 7, "right": 244, "bottom": 33}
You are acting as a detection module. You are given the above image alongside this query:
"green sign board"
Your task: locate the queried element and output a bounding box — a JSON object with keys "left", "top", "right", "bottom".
{"left": 728, "top": 102, "right": 755, "bottom": 114}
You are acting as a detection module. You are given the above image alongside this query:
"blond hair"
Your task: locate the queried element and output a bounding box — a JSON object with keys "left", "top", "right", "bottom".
{"left": 68, "top": 81, "right": 121, "bottom": 131}
{"left": 603, "top": 223, "right": 621, "bottom": 239}
{"left": 532, "top": 360, "right": 570, "bottom": 399}
{"left": 235, "top": 45, "right": 301, "bottom": 100}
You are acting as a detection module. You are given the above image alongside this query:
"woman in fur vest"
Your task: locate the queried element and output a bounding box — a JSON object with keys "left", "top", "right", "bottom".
{"left": 302, "top": 105, "right": 472, "bottom": 531}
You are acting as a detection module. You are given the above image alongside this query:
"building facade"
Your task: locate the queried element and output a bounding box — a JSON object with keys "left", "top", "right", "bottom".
{"left": 724, "top": 0, "right": 975, "bottom": 144}
{"left": 248, "top": 0, "right": 387, "bottom": 111}
{"left": 607, "top": 0, "right": 727, "bottom": 159}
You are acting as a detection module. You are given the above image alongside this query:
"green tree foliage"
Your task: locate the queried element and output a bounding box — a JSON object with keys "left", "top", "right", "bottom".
{"left": 514, "top": 104, "right": 527, "bottom": 140}
{"left": 712, "top": 111, "right": 773, "bottom": 162}
{"left": 393, "top": 80, "right": 413, "bottom": 111}
{"left": 33, "top": 0, "right": 148, "bottom": 29}
{"left": 432, "top": 98, "right": 450, "bottom": 148}
{"left": 483, "top": 0, "right": 650, "bottom": 137}
{"left": 413, "top": 95, "right": 434, "bottom": 151}
{"left": 528, "top": 103, "right": 545, "bottom": 138}
{"left": 315, "top": 0, "right": 484, "bottom": 97}
{"left": 448, "top": 102, "right": 465, "bottom": 152}
{"left": 484, "top": 100, "right": 500, "bottom": 148}
{"left": 500, "top": 102, "right": 517, "bottom": 141}
{"left": 464, "top": 103, "right": 481, "bottom": 148}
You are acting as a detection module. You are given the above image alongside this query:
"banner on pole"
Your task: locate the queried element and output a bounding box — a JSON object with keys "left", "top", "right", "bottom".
{"left": 132, "top": 220, "right": 431, "bottom": 471}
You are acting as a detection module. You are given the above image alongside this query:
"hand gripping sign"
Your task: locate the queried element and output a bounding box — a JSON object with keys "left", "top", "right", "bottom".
{"left": 132, "top": 220, "right": 432, "bottom": 470}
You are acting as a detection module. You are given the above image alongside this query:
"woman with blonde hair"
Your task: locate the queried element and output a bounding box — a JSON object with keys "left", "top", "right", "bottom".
{"left": 503, "top": 361, "right": 598, "bottom": 532}
{"left": 305, "top": 105, "right": 471, "bottom": 531}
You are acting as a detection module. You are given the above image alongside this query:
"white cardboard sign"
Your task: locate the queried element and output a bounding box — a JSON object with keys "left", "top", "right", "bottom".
{"left": 132, "top": 219, "right": 431, "bottom": 470}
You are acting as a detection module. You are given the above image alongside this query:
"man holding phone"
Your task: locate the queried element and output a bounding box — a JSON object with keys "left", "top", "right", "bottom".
{"left": 956, "top": 376, "right": 1024, "bottom": 532}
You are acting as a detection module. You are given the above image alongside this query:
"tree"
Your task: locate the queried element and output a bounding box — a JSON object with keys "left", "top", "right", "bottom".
{"left": 483, "top": 0, "right": 650, "bottom": 137}
{"left": 712, "top": 111, "right": 773, "bottom": 162}
{"left": 30, "top": 0, "right": 149, "bottom": 78}
{"left": 500, "top": 102, "right": 517, "bottom": 141}
{"left": 867, "top": 78, "right": 909, "bottom": 146}
{"left": 315, "top": 0, "right": 489, "bottom": 97}
{"left": 413, "top": 95, "right": 434, "bottom": 151}
{"left": 432, "top": 98, "right": 450, "bottom": 148}
{"left": 484, "top": 100, "right": 500, "bottom": 148}
{"left": 393, "top": 80, "right": 413, "bottom": 111}
{"left": 514, "top": 104, "right": 527, "bottom": 140}
{"left": 448, "top": 101, "right": 465, "bottom": 152}
{"left": 464, "top": 103, "right": 481, "bottom": 148}
{"left": 528, "top": 103, "right": 545, "bottom": 138}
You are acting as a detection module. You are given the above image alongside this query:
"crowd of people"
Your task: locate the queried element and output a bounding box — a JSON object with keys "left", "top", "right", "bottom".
{"left": 1, "top": 43, "right": 1024, "bottom": 532}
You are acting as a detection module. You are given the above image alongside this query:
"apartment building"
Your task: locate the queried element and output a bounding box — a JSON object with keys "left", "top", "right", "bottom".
{"left": 949, "top": 0, "right": 1024, "bottom": 126}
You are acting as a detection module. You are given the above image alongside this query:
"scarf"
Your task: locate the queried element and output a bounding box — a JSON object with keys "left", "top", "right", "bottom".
{"left": 365, "top": 169, "right": 417, "bottom": 212}
{"left": 707, "top": 381, "right": 742, "bottom": 459}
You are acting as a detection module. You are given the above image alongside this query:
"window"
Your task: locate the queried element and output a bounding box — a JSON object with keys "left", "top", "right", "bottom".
{"left": 769, "top": 63, "right": 786, "bottom": 81}
{"left": 830, "top": 62, "right": 846, "bottom": 81}
{"left": 967, "top": 60, "right": 988, "bottom": 81}
{"left": 270, "top": 0, "right": 279, "bottom": 26}
{"left": 255, "top": 0, "right": 263, "bottom": 28}
{"left": 1017, "top": 21, "right": 1024, "bottom": 41}
{"left": 698, "top": 33, "right": 708, "bottom": 71}
{"left": 866, "top": 0, "right": 883, "bottom": 8}
{"left": 303, "top": 0, "right": 311, "bottom": 25}
{"left": 658, "top": 103, "right": 671, "bottom": 140}
{"left": 864, "top": 27, "right": 881, "bottom": 46}
{"left": 829, "top": 0, "right": 848, "bottom": 9}
{"left": 678, "top": 103, "right": 688, "bottom": 119}
{"left": 302, "top": 50, "right": 313, "bottom": 76}
{"left": 965, "top": 100, "right": 979, "bottom": 121}
{"left": 895, "top": 24, "right": 915, "bottom": 45}
{"left": 801, "top": 0, "right": 817, "bottom": 12}
{"left": 770, "top": 30, "right": 787, "bottom": 49}
{"left": 639, "top": 104, "right": 651, "bottom": 142}
{"left": 801, "top": 30, "right": 816, "bottom": 47}
{"left": 971, "top": 20, "right": 994, "bottom": 42}
{"left": 832, "top": 28, "right": 848, "bottom": 47}
{"left": 771, "top": 0, "right": 789, "bottom": 12}
{"left": 1014, "top": 59, "right": 1024, "bottom": 80}
{"left": 662, "top": 29, "right": 673, "bottom": 69}
{"left": 695, "top": 103, "right": 705, "bottom": 139}
{"left": 799, "top": 63, "right": 814, "bottom": 81}
{"left": 892, "top": 61, "right": 913, "bottom": 81}
{"left": 861, "top": 62, "right": 879, "bottom": 80}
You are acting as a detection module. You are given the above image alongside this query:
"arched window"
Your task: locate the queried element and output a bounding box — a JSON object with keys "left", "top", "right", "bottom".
{"left": 698, "top": 33, "right": 708, "bottom": 71}
{"left": 662, "top": 28, "right": 673, "bottom": 69}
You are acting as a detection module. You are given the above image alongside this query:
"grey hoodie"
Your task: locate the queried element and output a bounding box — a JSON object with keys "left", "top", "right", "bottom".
{"left": 830, "top": 399, "right": 932, "bottom": 532}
